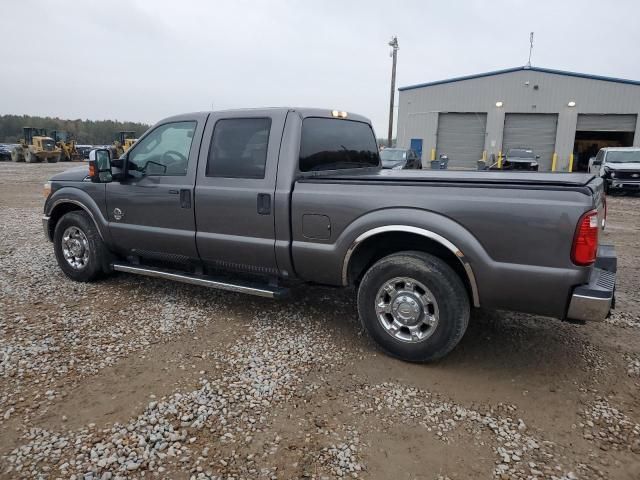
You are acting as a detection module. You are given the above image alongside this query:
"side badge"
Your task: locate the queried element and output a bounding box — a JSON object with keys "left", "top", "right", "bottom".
{"left": 113, "top": 208, "right": 124, "bottom": 221}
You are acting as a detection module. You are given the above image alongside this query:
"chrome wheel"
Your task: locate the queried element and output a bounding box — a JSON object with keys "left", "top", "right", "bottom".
{"left": 61, "top": 226, "right": 90, "bottom": 270}
{"left": 375, "top": 277, "right": 439, "bottom": 343}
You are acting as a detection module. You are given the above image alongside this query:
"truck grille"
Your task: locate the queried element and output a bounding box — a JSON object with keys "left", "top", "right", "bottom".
{"left": 614, "top": 171, "right": 640, "bottom": 180}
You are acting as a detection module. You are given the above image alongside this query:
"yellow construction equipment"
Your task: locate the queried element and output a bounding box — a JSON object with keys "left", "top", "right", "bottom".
{"left": 50, "top": 130, "right": 81, "bottom": 162}
{"left": 112, "top": 131, "right": 138, "bottom": 158}
{"left": 11, "top": 127, "right": 61, "bottom": 163}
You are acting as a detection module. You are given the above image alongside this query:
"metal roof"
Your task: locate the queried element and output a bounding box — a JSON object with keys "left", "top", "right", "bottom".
{"left": 398, "top": 66, "right": 640, "bottom": 91}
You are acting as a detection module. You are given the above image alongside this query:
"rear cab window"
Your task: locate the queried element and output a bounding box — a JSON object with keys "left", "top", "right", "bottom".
{"left": 299, "top": 117, "right": 380, "bottom": 172}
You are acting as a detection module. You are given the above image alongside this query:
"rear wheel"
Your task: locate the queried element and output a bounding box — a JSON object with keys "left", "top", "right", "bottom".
{"left": 53, "top": 211, "right": 110, "bottom": 282}
{"left": 47, "top": 154, "right": 60, "bottom": 163}
{"left": 357, "top": 251, "right": 470, "bottom": 362}
{"left": 25, "top": 150, "right": 38, "bottom": 163}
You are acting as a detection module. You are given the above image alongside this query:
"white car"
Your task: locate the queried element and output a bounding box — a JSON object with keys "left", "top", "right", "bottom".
{"left": 590, "top": 147, "right": 640, "bottom": 193}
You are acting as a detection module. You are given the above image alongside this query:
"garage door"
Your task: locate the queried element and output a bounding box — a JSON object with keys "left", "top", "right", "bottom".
{"left": 502, "top": 114, "right": 558, "bottom": 171}
{"left": 436, "top": 113, "right": 487, "bottom": 168}
{"left": 576, "top": 114, "right": 637, "bottom": 132}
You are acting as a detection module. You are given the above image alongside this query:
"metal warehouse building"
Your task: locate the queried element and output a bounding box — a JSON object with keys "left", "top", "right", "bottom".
{"left": 397, "top": 66, "right": 640, "bottom": 171}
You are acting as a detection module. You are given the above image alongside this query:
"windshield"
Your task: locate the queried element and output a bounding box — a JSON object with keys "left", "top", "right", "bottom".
{"left": 380, "top": 149, "right": 407, "bottom": 162}
{"left": 507, "top": 148, "right": 535, "bottom": 158}
{"left": 606, "top": 151, "right": 640, "bottom": 163}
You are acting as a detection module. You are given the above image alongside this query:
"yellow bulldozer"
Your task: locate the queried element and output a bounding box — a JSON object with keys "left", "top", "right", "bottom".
{"left": 50, "top": 130, "right": 81, "bottom": 162}
{"left": 111, "top": 131, "right": 138, "bottom": 158}
{"left": 11, "top": 127, "right": 61, "bottom": 163}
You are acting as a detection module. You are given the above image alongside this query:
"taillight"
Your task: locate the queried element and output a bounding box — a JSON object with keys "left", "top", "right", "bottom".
{"left": 571, "top": 210, "right": 599, "bottom": 266}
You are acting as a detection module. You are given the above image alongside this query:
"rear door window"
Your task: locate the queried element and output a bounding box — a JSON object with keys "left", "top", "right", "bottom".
{"left": 299, "top": 118, "right": 380, "bottom": 172}
{"left": 206, "top": 118, "right": 271, "bottom": 179}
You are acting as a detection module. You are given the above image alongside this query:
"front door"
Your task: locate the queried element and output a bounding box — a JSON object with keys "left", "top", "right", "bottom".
{"left": 194, "top": 111, "right": 286, "bottom": 274}
{"left": 106, "top": 115, "right": 207, "bottom": 262}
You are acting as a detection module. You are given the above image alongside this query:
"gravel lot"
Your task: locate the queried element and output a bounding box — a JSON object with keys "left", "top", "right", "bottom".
{"left": 1, "top": 162, "right": 639, "bottom": 479}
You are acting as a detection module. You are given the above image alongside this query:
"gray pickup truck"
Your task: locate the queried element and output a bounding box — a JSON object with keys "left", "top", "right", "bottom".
{"left": 43, "top": 108, "right": 616, "bottom": 362}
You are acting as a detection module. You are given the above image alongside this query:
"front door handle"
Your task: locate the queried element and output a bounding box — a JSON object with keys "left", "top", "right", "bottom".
{"left": 168, "top": 189, "right": 179, "bottom": 194}
{"left": 180, "top": 189, "right": 191, "bottom": 209}
{"left": 257, "top": 193, "right": 271, "bottom": 215}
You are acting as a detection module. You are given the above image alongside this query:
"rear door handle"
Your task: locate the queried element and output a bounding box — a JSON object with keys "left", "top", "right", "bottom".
{"left": 257, "top": 193, "right": 271, "bottom": 215}
{"left": 180, "top": 189, "right": 191, "bottom": 209}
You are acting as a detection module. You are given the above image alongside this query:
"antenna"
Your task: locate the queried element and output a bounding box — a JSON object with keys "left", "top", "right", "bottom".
{"left": 526, "top": 32, "right": 534, "bottom": 68}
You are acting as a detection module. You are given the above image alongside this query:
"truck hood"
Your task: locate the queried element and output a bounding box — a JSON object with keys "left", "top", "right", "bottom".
{"left": 50, "top": 165, "right": 89, "bottom": 182}
{"left": 605, "top": 162, "right": 640, "bottom": 171}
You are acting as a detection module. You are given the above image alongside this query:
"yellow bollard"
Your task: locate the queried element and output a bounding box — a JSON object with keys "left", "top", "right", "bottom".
{"left": 551, "top": 153, "right": 558, "bottom": 172}
{"left": 497, "top": 151, "right": 502, "bottom": 169}
{"left": 430, "top": 148, "right": 436, "bottom": 161}
{"left": 482, "top": 150, "right": 487, "bottom": 161}
{"left": 568, "top": 153, "right": 574, "bottom": 172}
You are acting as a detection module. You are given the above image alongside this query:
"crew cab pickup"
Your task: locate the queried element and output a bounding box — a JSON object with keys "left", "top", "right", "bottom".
{"left": 43, "top": 108, "right": 616, "bottom": 362}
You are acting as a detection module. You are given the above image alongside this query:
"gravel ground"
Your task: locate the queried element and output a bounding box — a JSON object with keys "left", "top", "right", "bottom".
{"left": 1, "top": 162, "right": 639, "bottom": 479}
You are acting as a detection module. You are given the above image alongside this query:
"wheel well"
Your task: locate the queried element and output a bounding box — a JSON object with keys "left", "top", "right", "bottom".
{"left": 48, "top": 203, "right": 84, "bottom": 239}
{"left": 346, "top": 232, "right": 473, "bottom": 303}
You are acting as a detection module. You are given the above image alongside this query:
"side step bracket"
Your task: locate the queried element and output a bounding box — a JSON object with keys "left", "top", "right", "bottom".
{"left": 112, "top": 262, "right": 289, "bottom": 299}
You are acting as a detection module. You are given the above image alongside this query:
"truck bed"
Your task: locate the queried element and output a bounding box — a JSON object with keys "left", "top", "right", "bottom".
{"left": 301, "top": 169, "right": 596, "bottom": 190}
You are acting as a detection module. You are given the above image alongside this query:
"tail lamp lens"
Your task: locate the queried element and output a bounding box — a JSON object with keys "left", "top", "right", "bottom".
{"left": 571, "top": 210, "right": 599, "bottom": 266}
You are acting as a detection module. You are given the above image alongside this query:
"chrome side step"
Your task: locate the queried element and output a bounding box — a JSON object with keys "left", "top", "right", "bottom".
{"left": 111, "top": 262, "right": 289, "bottom": 299}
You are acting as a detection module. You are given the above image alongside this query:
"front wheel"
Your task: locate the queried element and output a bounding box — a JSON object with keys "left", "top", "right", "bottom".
{"left": 53, "top": 211, "right": 110, "bottom": 282}
{"left": 357, "top": 251, "right": 470, "bottom": 362}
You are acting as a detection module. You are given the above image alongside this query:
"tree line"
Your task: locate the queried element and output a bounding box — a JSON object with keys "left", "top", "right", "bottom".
{"left": 0, "top": 114, "right": 151, "bottom": 145}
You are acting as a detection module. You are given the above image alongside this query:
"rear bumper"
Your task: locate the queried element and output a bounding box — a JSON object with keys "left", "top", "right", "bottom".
{"left": 566, "top": 245, "right": 616, "bottom": 322}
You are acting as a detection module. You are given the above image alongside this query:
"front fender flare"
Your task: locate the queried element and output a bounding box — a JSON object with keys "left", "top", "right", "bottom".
{"left": 45, "top": 186, "right": 110, "bottom": 244}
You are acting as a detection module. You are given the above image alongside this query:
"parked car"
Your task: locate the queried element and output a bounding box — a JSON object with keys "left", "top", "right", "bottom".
{"left": 76, "top": 145, "right": 95, "bottom": 159}
{"left": 42, "top": 108, "right": 615, "bottom": 362}
{"left": 502, "top": 147, "right": 540, "bottom": 171}
{"left": 589, "top": 147, "right": 640, "bottom": 193}
{"left": 380, "top": 148, "right": 421, "bottom": 169}
{"left": 0, "top": 144, "right": 17, "bottom": 161}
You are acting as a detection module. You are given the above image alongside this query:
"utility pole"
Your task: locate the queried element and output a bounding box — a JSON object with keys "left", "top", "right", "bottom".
{"left": 387, "top": 36, "right": 399, "bottom": 147}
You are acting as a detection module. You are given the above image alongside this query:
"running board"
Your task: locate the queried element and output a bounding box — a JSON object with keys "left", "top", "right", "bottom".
{"left": 111, "top": 263, "right": 289, "bottom": 299}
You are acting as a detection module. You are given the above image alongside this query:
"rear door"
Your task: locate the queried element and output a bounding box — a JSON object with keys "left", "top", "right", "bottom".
{"left": 106, "top": 114, "right": 207, "bottom": 260}
{"left": 194, "top": 110, "right": 287, "bottom": 274}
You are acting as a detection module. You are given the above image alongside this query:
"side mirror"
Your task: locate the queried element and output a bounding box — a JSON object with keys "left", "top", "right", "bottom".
{"left": 535, "top": 155, "right": 541, "bottom": 159}
{"left": 88, "top": 148, "right": 113, "bottom": 183}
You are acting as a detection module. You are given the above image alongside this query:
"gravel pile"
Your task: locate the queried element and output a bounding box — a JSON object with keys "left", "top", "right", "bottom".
{"left": 626, "top": 355, "right": 640, "bottom": 377}
{"left": 353, "top": 383, "right": 594, "bottom": 480}
{"left": 0, "top": 208, "right": 230, "bottom": 423}
{"left": 4, "top": 309, "right": 350, "bottom": 478}
{"left": 605, "top": 311, "right": 640, "bottom": 328}
{"left": 580, "top": 398, "right": 640, "bottom": 454}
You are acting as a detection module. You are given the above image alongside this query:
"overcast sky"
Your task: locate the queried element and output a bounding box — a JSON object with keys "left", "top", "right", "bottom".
{"left": 3, "top": 0, "right": 640, "bottom": 135}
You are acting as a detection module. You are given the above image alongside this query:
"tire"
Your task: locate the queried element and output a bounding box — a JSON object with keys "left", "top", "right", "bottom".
{"left": 47, "top": 154, "right": 60, "bottom": 163}
{"left": 25, "top": 150, "right": 38, "bottom": 163}
{"left": 357, "top": 251, "right": 470, "bottom": 362}
{"left": 11, "top": 148, "right": 23, "bottom": 162}
{"left": 53, "top": 211, "right": 109, "bottom": 282}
